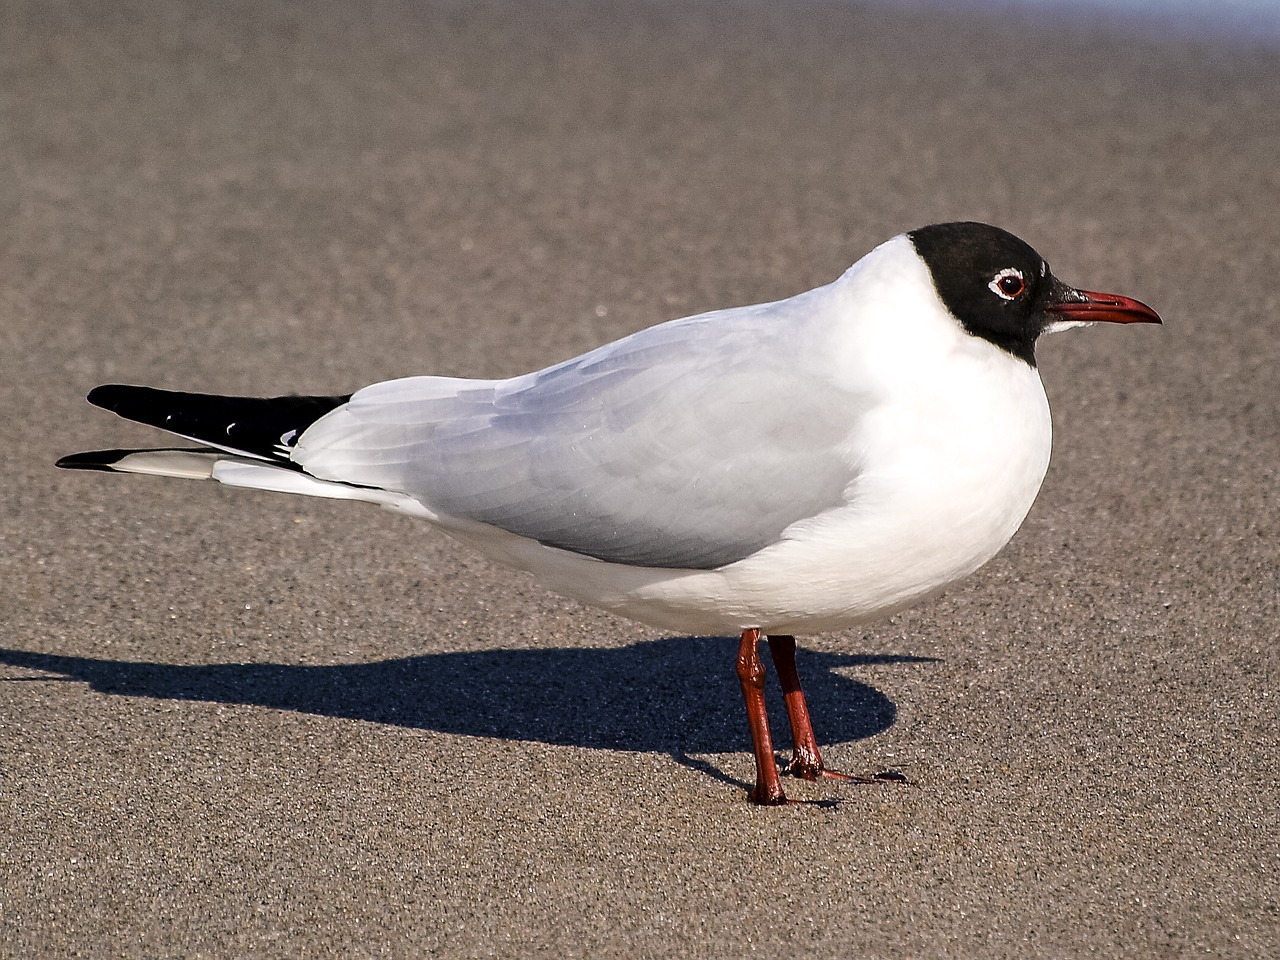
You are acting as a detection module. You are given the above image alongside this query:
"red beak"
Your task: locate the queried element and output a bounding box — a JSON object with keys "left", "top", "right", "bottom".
{"left": 1047, "top": 288, "right": 1162, "bottom": 325}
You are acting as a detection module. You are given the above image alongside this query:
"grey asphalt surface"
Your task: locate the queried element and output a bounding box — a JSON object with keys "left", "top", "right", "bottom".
{"left": 2, "top": 0, "right": 1278, "bottom": 956}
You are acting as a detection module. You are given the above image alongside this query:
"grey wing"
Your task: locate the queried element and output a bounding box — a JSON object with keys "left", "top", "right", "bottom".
{"left": 295, "top": 301, "right": 865, "bottom": 569}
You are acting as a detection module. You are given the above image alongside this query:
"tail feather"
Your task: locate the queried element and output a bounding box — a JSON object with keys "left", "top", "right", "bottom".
{"left": 55, "top": 445, "right": 434, "bottom": 518}
{"left": 57, "top": 385, "right": 437, "bottom": 518}
{"left": 56, "top": 447, "right": 223, "bottom": 478}
{"left": 85, "top": 384, "right": 350, "bottom": 464}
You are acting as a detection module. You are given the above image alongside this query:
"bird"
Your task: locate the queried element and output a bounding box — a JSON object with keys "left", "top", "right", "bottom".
{"left": 57, "top": 221, "right": 1161, "bottom": 804}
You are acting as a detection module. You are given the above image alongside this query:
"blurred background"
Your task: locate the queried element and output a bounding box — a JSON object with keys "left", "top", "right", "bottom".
{"left": 2, "top": 1, "right": 1277, "bottom": 957}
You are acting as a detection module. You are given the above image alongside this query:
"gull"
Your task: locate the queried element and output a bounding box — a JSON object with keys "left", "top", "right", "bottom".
{"left": 58, "top": 221, "right": 1161, "bottom": 804}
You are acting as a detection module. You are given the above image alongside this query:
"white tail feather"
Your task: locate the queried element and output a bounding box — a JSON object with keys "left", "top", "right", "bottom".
{"left": 92, "top": 450, "right": 435, "bottom": 519}
{"left": 211, "top": 461, "right": 434, "bottom": 517}
{"left": 100, "top": 450, "right": 222, "bottom": 480}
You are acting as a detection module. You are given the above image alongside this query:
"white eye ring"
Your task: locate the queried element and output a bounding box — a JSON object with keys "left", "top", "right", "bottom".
{"left": 989, "top": 267, "right": 1025, "bottom": 300}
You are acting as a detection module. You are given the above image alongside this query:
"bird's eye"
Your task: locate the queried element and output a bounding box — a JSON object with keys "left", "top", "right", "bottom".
{"left": 989, "top": 268, "right": 1025, "bottom": 301}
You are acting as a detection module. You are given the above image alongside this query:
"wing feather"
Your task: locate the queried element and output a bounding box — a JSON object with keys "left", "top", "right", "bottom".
{"left": 295, "top": 291, "right": 866, "bottom": 569}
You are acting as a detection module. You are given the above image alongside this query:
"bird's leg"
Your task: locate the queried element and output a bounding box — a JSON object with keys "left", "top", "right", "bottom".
{"left": 767, "top": 634, "right": 870, "bottom": 782}
{"left": 736, "top": 628, "right": 788, "bottom": 805}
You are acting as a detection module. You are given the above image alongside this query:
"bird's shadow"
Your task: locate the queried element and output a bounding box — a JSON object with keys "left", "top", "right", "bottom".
{"left": 0, "top": 637, "right": 933, "bottom": 758}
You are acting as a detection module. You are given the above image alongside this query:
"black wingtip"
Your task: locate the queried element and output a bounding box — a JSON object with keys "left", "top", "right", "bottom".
{"left": 85, "top": 384, "right": 176, "bottom": 419}
{"left": 85, "top": 384, "right": 136, "bottom": 411}
{"left": 55, "top": 449, "right": 130, "bottom": 472}
{"left": 76, "top": 384, "right": 351, "bottom": 463}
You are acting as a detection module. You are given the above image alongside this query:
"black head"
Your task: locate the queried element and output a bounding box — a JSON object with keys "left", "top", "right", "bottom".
{"left": 908, "top": 222, "right": 1062, "bottom": 366}
{"left": 908, "top": 221, "right": 1161, "bottom": 367}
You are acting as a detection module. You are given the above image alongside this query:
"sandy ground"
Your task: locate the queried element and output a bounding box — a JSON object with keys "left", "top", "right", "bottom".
{"left": 2, "top": 0, "right": 1277, "bottom": 956}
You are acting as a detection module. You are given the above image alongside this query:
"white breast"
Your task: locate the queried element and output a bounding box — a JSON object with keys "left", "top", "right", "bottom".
{"left": 607, "top": 350, "right": 1051, "bottom": 634}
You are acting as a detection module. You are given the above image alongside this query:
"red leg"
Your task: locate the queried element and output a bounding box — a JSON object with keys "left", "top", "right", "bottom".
{"left": 768, "top": 634, "right": 874, "bottom": 783}
{"left": 736, "top": 629, "right": 787, "bottom": 805}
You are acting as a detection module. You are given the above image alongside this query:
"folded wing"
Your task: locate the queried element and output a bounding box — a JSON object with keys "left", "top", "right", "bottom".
{"left": 297, "top": 298, "right": 865, "bottom": 569}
